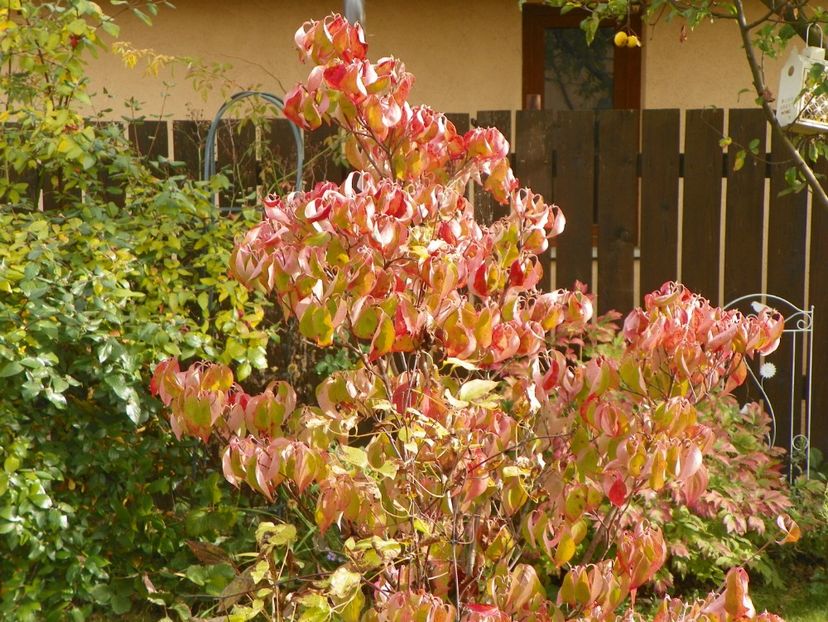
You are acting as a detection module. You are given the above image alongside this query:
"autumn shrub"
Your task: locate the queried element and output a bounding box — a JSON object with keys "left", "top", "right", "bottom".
{"left": 629, "top": 398, "right": 792, "bottom": 593}
{"left": 584, "top": 334, "right": 794, "bottom": 592}
{"left": 151, "top": 14, "right": 800, "bottom": 622}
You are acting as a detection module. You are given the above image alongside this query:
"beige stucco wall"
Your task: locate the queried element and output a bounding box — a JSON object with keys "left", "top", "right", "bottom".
{"left": 86, "top": 0, "right": 794, "bottom": 118}
{"left": 642, "top": 2, "right": 791, "bottom": 110}
{"left": 87, "top": 0, "right": 523, "bottom": 119}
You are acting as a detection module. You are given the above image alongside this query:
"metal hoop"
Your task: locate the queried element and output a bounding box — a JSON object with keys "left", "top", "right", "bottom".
{"left": 203, "top": 91, "right": 305, "bottom": 207}
{"left": 807, "top": 23, "right": 824, "bottom": 48}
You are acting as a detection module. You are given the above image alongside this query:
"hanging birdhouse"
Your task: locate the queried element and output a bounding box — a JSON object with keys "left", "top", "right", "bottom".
{"left": 776, "top": 25, "right": 828, "bottom": 133}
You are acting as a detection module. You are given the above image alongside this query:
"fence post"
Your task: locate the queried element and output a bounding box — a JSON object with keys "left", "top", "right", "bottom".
{"left": 596, "top": 109, "right": 638, "bottom": 315}
{"left": 640, "top": 109, "right": 680, "bottom": 301}
{"left": 681, "top": 108, "right": 724, "bottom": 304}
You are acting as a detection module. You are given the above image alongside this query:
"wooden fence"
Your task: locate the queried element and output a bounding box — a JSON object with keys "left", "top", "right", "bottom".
{"left": 21, "top": 109, "right": 828, "bottom": 457}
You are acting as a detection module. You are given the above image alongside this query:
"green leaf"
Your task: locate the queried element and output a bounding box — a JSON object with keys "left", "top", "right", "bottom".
{"left": 87, "top": 583, "right": 111, "bottom": 604}
{"left": 340, "top": 446, "right": 368, "bottom": 469}
{"left": 0, "top": 361, "right": 24, "bottom": 378}
{"left": 66, "top": 18, "right": 89, "bottom": 35}
{"left": 3, "top": 456, "right": 20, "bottom": 473}
{"left": 329, "top": 566, "right": 361, "bottom": 599}
{"left": 733, "top": 149, "right": 746, "bottom": 172}
{"left": 255, "top": 522, "right": 297, "bottom": 548}
{"left": 30, "top": 493, "right": 53, "bottom": 509}
{"left": 444, "top": 357, "right": 479, "bottom": 371}
{"left": 458, "top": 379, "right": 499, "bottom": 402}
{"left": 250, "top": 559, "right": 270, "bottom": 583}
{"left": 105, "top": 375, "right": 131, "bottom": 400}
{"left": 100, "top": 20, "right": 120, "bottom": 37}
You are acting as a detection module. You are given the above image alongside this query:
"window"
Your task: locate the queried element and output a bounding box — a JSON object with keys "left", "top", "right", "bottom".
{"left": 522, "top": 5, "right": 642, "bottom": 110}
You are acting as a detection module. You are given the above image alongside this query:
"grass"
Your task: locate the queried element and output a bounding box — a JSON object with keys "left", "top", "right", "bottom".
{"left": 752, "top": 567, "right": 828, "bottom": 622}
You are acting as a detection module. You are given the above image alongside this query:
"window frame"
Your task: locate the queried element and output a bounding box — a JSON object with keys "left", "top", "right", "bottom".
{"left": 521, "top": 5, "right": 642, "bottom": 110}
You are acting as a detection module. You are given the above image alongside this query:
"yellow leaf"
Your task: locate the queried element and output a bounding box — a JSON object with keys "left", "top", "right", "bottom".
{"left": 555, "top": 534, "right": 576, "bottom": 567}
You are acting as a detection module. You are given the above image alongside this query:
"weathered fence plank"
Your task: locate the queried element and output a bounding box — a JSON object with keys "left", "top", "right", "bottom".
{"left": 445, "top": 112, "right": 470, "bottom": 135}
{"left": 682, "top": 108, "right": 724, "bottom": 304}
{"left": 473, "top": 110, "right": 511, "bottom": 224}
{"left": 92, "top": 122, "right": 127, "bottom": 208}
{"left": 263, "top": 118, "right": 301, "bottom": 193}
{"left": 129, "top": 120, "right": 169, "bottom": 161}
{"left": 304, "top": 123, "right": 345, "bottom": 186}
{"left": 172, "top": 120, "right": 208, "bottom": 180}
{"left": 640, "top": 109, "right": 680, "bottom": 301}
{"left": 810, "top": 165, "right": 828, "bottom": 456}
{"left": 596, "top": 109, "right": 638, "bottom": 314}
{"left": 554, "top": 110, "right": 595, "bottom": 292}
{"left": 724, "top": 109, "right": 766, "bottom": 304}
{"left": 515, "top": 109, "right": 555, "bottom": 288}
{"left": 765, "top": 134, "right": 808, "bottom": 454}
{"left": 721, "top": 110, "right": 767, "bottom": 406}
{"left": 216, "top": 119, "right": 257, "bottom": 209}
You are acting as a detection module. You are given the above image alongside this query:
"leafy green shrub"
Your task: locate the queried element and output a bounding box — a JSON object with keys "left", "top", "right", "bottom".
{"left": 0, "top": 190, "right": 284, "bottom": 619}
{"left": 0, "top": 2, "right": 296, "bottom": 618}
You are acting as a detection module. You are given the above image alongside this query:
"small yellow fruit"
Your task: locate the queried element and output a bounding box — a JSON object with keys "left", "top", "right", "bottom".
{"left": 627, "top": 34, "right": 641, "bottom": 48}
{"left": 614, "top": 31, "right": 628, "bottom": 47}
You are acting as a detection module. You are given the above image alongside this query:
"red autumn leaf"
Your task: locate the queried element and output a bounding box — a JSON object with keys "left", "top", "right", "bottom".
{"left": 608, "top": 476, "right": 627, "bottom": 508}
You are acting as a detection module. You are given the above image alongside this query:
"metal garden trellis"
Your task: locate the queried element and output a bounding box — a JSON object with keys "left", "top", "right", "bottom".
{"left": 202, "top": 90, "right": 305, "bottom": 205}
{"left": 725, "top": 294, "right": 815, "bottom": 482}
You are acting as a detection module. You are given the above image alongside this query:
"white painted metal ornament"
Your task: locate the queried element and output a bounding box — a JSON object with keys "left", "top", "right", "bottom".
{"left": 776, "top": 25, "right": 828, "bottom": 133}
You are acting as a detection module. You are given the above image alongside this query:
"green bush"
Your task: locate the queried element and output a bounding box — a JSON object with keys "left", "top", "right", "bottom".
{"left": 0, "top": 3, "right": 290, "bottom": 617}
{"left": 0, "top": 187, "right": 286, "bottom": 619}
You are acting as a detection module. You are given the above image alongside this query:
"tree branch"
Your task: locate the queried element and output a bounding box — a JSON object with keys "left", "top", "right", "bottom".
{"left": 755, "top": 0, "right": 821, "bottom": 45}
{"left": 734, "top": 0, "right": 828, "bottom": 210}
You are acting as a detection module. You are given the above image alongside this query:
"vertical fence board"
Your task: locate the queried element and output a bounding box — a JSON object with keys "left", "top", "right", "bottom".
{"left": 722, "top": 110, "right": 768, "bottom": 405}
{"left": 9, "top": 167, "right": 39, "bottom": 206}
{"left": 724, "top": 109, "right": 766, "bottom": 303}
{"left": 515, "top": 109, "right": 555, "bottom": 289}
{"left": 445, "top": 113, "right": 470, "bottom": 134}
{"left": 91, "top": 122, "right": 127, "bottom": 208}
{"left": 128, "top": 120, "right": 169, "bottom": 161}
{"left": 216, "top": 119, "right": 258, "bottom": 209}
{"left": 304, "top": 124, "right": 345, "bottom": 186}
{"left": 554, "top": 110, "right": 595, "bottom": 292}
{"left": 682, "top": 108, "right": 724, "bottom": 303}
{"left": 263, "top": 118, "right": 301, "bottom": 193}
{"left": 473, "top": 110, "right": 512, "bottom": 223}
{"left": 4, "top": 124, "right": 41, "bottom": 206}
{"left": 640, "top": 109, "right": 680, "bottom": 301}
{"left": 765, "top": 133, "right": 808, "bottom": 452}
{"left": 42, "top": 174, "right": 82, "bottom": 211}
{"left": 172, "top": 120, "right": 209, "bottom": 180}
{"left": 810, "top": 168, "right": 828, "bottom": 455}
{"left": 596, "top": 109, "right": 638, "bottom": 314}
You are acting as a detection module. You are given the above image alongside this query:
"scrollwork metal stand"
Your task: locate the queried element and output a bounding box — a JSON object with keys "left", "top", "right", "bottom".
{"left": 725, "top": 294, "right": 814, "bottom": 482}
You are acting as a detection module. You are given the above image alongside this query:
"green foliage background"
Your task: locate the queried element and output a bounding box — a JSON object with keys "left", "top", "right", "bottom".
{"left": 0, "top": 2, "right": 285, "bottom": 619}
{"left": 0, "top": 188, "right": 282, "bottom": 619}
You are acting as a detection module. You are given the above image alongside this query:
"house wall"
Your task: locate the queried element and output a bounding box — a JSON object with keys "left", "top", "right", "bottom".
{"left": 87, "top": 0, "right": 793, "bottom": 119}
{"left": 87, "top": 0, "right": 523, "bottom": 119}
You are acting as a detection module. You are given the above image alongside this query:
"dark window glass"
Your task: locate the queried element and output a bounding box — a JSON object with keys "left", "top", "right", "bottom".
{"left": 544, "top": 28, "right": 614, "bottom": 111}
